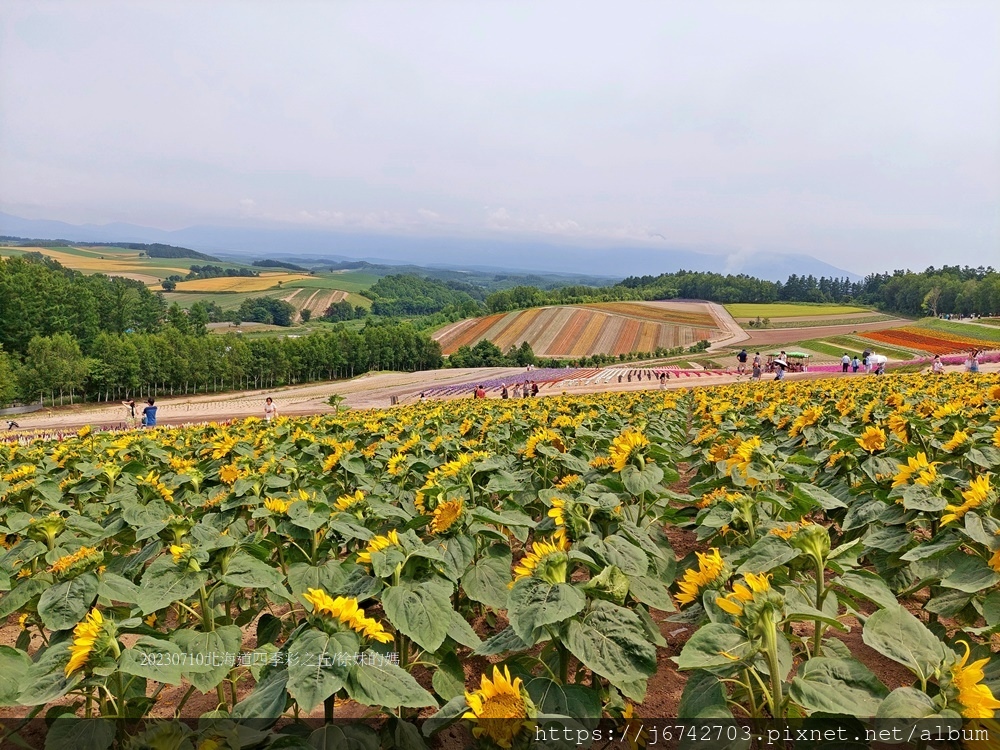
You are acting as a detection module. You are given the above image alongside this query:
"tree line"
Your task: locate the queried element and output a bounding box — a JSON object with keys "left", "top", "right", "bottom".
{"left": 0, "top": 324, "right": 440, "bottom": 407}
{"left": 0, "top": 256, "right": 442, "bottom": 407}
{"left": 483, "top": 266, "right": 1000, "bottom": 318}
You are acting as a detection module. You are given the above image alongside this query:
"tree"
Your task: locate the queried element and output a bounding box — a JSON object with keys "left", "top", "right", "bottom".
{"left": 300, "top": 308, "right": 312, "bottom": 323}
{"left": 188, "top": 302, "right": 210, "bottom": 336}
{"left": 0, "top": 346, "right": 17, "bottom": 407}
{"left": 21, "top": 333, "right": 90, "bottom": 405}
{"left": 161, "top": 279, "right": 177, "bottom": 291}
{"left": 922, "top": 286, "right": 942, "bottom": 317}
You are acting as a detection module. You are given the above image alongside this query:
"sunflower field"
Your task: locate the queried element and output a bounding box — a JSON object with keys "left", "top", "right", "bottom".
{"left": 1, "top": 373, "right": 999, "bottom": 748}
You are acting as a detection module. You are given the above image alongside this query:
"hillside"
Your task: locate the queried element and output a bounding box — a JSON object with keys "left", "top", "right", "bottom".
{"left": 434, "top": 300, "right": 722, "bottom": 357}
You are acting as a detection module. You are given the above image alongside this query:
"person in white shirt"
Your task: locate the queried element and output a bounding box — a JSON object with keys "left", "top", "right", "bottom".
{"left": 264, "top": 397, "right": 278, "bottom": 422}
{"left": 841, "top": 353, "right": 851, "bottom": 373}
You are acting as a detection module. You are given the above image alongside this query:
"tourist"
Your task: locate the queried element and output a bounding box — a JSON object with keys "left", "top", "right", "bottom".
{"left": 500, "top": 384, "right": 509, "bottom": 399}
{"left": 264, "top": 397, "right": 277, "bottom": 422}
{"left": 531, "top": 381, "right": 539, "bottom": 397}
{"left": 932, "top": 355, "right": 944, "bottom": 375}
{"left": 852, "top": 356, "right": 860, "bottom": 373}
{"left": 122, "top": 398, "right": 137, "bottom": 427}
{"left": 475, "top": 385, "right": 486, "bottom": 399}
{"left": 737, "top": 349, "right": 748, "bottom": 377}
{"left": 141, "top": 398, "right": 157, "bottom": 428}
{"left": 967, "top": 350, "right": 981, "bottom": 373}
{"left": 751, "top": 361, "right": 762, "bottom": 380}
{"left": 659, "top": 372, "right": 666, "bottom": 390}
{"left": 841, "top": 353, "right": 850, "bottom": 373}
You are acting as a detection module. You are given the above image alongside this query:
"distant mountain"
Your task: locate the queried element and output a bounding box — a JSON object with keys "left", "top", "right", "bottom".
{"left": 0, "top": 212, "right": 861, "bottom": 282}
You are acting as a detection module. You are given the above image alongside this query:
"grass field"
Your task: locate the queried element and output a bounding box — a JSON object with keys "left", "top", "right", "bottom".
{"left": 916, "top": 318, "right": 1000, "bottom": 343}
{"left": 434, "top": 301, "right": 720, "bottom": 357}
{"left": 725, "top": 302, "right": 872, "bottom": 318}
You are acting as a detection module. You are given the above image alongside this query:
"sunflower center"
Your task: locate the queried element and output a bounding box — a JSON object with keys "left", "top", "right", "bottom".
{"left": 480, "top": 693, "right": 527, "bottom": 719}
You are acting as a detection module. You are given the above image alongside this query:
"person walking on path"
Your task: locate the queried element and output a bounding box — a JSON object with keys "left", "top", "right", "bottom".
{"left": 141, "top": 398, "right": 157, "bottom": 428}
{"left": 841, "top": 353, "right": 850, "bottom": 373}
{"left": 531, "top": 381, "right": 539, "bottom": 397}
{"left": 751, "top": 360, "right": 762, "bottom": 380}
{"left": 500, "top": 384, "right": 509, "bottom": 399}
{"left": 852, "top": 356, "right": 860, "bottom": 373}
{"left": 264, "top": 397, "right": 278, "bottom": 422}
{"left": 736, "top": 349, "right": 748, "bottom": 378}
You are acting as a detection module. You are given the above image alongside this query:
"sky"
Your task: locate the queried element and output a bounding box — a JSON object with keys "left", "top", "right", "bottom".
{"left": 1, "top": 0, "right": 998, "bottom": 275}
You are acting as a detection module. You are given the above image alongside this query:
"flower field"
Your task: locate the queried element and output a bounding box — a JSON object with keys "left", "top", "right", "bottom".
{"left": 433, "top": 302, "right": 720, "bottom": 357}
{"left": 1, "top": 372, "right": 1000, "bottom": 747}
{"left": 859, "top": 326, "right": 989, "bottom": 355}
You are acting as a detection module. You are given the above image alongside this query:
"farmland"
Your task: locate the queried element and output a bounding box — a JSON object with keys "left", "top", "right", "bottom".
{"left": 1, "top": 372, "right": 999, "bottom": 747}
{"left": 171, "top": 273, "right": 314, "bottom": 293}
{"left": 434, "top": 301, "right": 721, "bottom": 357}
{"left": 858, "top": 325, "right": 991, "bottom": 355}
{"left": 724, "top": 302, "right": 873, "bottom": 319}
{"left": 0, "top": 245, "right": 205, "bottom": 282}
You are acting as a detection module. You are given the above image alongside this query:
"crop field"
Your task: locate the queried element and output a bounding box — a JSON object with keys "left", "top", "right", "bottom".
{"left": 0, "top": 245, "right": 202, "bottom": 282}
{"left": 171, "top": 273, "right": 314, "bottom": 293}
{"left": 858, "top": 326, "right": 991, "bottom": 355}
{"left": 1, "top": 372, "right": 999, "bottom": 746}
{"left": 724, "top": 303, "right": 872, "bottom": 319}
{"left": 434, "top": 301, "right": 721, "bottom": 357}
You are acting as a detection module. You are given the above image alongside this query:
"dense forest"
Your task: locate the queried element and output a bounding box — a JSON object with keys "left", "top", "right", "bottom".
{"left": 0, "top": 256, "right": 440, "bottom": 407}
{"left": 367, "top": 274, "right": 484, "bottom": 317}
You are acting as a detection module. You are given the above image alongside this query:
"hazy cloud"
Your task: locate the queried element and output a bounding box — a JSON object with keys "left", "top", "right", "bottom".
{"left": 0, "top": 0, "right": 997, "bottom": 273}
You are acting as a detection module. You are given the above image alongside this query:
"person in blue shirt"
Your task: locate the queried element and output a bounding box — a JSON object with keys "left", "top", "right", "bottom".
{"left": 142, "top": 398, "right": 157, "bottom": 427}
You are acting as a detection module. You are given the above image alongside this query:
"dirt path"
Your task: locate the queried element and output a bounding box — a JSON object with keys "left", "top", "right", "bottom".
{"left": 10, "top": 358, "right": 996, "bottom": 436}
{"left": 704, "top": 302, "right": 749, "bottom": 351}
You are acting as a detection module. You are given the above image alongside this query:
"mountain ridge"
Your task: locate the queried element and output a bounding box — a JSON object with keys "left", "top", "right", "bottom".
{"left": 0, "top": 211, "right": 862, "bottom": 282}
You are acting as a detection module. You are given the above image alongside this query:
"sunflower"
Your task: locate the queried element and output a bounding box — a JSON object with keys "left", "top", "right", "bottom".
{"left": 524, "top": 428, "right": 565, "bottom": 458}
{"left": 942, "top": 430, "right": 971, "bottom": 453}
{"left": 512, "top": 536, "right": 570, "bottom": 583}
{"left": 463, "top": 665, "right": 534, "bottom": 749}
{"left": 728, "top": 436, "right": 762, "bottom": 476}
{"left": 66, "top": 608, "right": 106, "bottom": 676}
{"left": 855, "top": 426, "right": 887, "bottom": 454}
{"left": 334, "top": 490, "right": 366, "bottom": 513}
{"left": 989, "top": 546, "right": 1000, "bottom": 574}
{"left": 263, "top": 498, "right": 290, "bottom": 514}
{"left": 887, "top": 413, "right": 910, "bottom": 443}
{"left": 49, "top": 546, "right": 102, "bottom": 576}
{"left": 302, "top": 588, "right": 393, "bottom": 643}
{"left": 170, "top": 543, "right": 191, "bottom": 563}
{"left": 430, "top": 498, "right": 464, "bottom": 534}
{"left": 675, "top": 548, "right": 726, "bottom": 607}
{"left": 356, "top": 530, "right": 401, "bottom": 565}
{"left": 386, "top": 453, "right": 407, "bottom": 476}
{"left": 609, "top": 429, "right": 650, "bottom": 472}
{"left": 621, "top": 703, "right": 650, "bottom": 750}
{"left": 716, "top": 572, "right": 771, "bottom": 617}
{"left": 547, "top": 497, "right": 568, "bottom": 530}
{"left": 951, "top": 642, "right": 1000, "bottom": 718}
{"left": 553, "top": 474, "right": 581, "bottom": 490}
{"left": 891, "top": 452, "right": 940, "bottom": 488}
{"left": 942, "top": 475, "right": 993, "bottom": 525}
{"left": 219, "top": 463, "right": 243, "bottom": 485}
{"left": 826, "top": 450, "right": 849, "bottom": 468}
{"left": 789, "top": 406, "right": 823, "bottom": 437}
